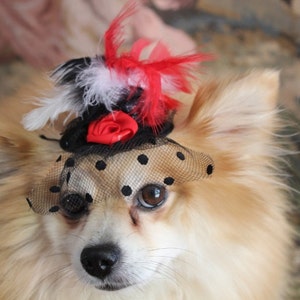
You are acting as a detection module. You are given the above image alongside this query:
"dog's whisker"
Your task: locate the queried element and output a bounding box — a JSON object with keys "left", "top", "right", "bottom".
{"left": 43, "top": 252, "right": 71, "bottom": 259}
{"left": 147, "top": 246, "right": 198, "bottom": 256}
{"left": 36, "top": 263, "right": 73, "bottom": 292}
{"left": 147, "top": 254, "right": 195, "bottom": 270}
{"left": 68, "top": 232, "right": 88, "bottom": 243}
{"left": 142, "top": 263, "right": 180, "bottom": 287}
{"left": 124, "top": 258, "right": 180, "bottom": 287}
{"left": 145, "top": 247, "right": 201, "bottom": 268}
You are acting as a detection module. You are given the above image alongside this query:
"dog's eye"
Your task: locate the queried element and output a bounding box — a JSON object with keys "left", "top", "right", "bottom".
{"left": 60, "top": 193, "right": 88, "bottom": 219}
{"left": 137, "top": 185, "right": 167, "bottom": 210}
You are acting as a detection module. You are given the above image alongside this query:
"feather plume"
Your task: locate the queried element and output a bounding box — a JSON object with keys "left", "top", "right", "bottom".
{"left": 23, "top": 0, "right": 213, "bottom": 131}
{"left": 22, "top": 88, "right": 83, "bottom": 131}
{"left": 104, "top": 39, "right": 213, "bottom": 127}
{"left": 101, "top": 1, "right": 214, "bottom": 127}
{"left": 75, "top": 57, "right": 128, "bottom": 111}
{"left": 104, "top": 0, "right": 137, "bottom": 67}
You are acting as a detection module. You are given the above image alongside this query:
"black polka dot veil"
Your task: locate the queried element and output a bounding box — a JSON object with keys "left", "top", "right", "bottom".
{"left": 27, "top": 138, "right": 214, "bottom": 214}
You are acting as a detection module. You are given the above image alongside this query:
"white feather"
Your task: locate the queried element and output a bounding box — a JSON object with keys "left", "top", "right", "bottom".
{"left": 76, "top": 58, "right": 128, "bottom": 111}
{"left": 22, "top": 89, "right": 83, "bottom": 131}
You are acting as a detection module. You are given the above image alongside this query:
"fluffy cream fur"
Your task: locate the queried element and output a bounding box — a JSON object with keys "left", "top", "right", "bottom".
{"left": 0, "top": 70, "right": 292, "bottom": 299}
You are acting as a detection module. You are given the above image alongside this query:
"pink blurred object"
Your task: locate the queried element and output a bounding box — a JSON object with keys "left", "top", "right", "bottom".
{"left": 131, "top": 5, "right": 196, "bottom": 55}
{"left": 151, "top": 0, "right": 194, "bottom": 10}
{"left": 0, "top": 0, "right": 197, "bottom": 69}
{"left": 0, "top": 0, "right": 67, "bottom": 68}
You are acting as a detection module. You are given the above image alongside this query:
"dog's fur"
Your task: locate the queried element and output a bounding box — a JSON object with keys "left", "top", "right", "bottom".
{"left": 0, "top": 70, "right": 292, "bottom": 299}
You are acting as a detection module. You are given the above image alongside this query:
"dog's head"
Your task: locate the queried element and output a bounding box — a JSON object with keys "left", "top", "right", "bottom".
{"left": 21, "top": 70, "right": 286, "bottom": 295}
{"left": 0, "top": 68, "right": 290, "bottom": 299}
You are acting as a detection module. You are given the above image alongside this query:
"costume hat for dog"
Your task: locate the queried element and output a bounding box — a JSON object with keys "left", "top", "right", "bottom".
{"left": 24, "top": 2, "right": 214, "bottom": 215}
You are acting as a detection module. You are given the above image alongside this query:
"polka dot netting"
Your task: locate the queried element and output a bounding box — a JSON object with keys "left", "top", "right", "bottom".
{"left": 26, "top": 138, "right": 214, "bottom": 214}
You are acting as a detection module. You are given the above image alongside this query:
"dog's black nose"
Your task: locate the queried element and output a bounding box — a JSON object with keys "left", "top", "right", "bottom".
{"left": 80, "top": 243, "right": 120, "bottom": 280}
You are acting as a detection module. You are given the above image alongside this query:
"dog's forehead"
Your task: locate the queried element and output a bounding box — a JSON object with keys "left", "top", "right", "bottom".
{"left": 27, "top": 141, "right": 214, "bottom": 214}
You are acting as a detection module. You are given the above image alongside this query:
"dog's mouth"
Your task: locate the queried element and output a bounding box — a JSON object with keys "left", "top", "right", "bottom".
{"left": 95, "top": 282, "right": 133, "bottom": 291}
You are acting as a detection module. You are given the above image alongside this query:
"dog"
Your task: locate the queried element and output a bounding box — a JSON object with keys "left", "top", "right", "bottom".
{"left": 0, "top": 70, "right": 292, "bottom": 299}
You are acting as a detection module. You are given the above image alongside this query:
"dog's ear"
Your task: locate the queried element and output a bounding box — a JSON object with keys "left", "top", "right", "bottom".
{"left": 0, "top": 136, "right": 21, "bottom": 182}
{"left": 184, "top": 70, "right": 280, "bottom": 156}
{"left": 0, "top": 107, "right": 40, "bottom": 174}
{"left": 0, "top": 121, "right": 61, "bottom": 188}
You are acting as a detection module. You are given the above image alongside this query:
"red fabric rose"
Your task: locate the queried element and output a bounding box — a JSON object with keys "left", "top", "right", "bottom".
{"left": 87, "top": 111, "right": 138, "bottom": 145}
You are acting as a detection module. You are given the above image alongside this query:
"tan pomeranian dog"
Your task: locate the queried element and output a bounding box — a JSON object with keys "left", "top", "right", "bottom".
{"left": 0, "top": 69, "right": 292, "bottom": 300}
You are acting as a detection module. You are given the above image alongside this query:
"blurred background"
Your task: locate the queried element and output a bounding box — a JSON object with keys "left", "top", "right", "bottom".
{"left": 0, "top": 0, "right": 299, "bottom": 298}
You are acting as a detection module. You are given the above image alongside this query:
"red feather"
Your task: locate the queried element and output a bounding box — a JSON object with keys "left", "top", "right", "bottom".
{"left": 104, "top": 2, "right": 214, "bottom": 128}
{"left": 104, "top": 0, "right": 137, "bottom": 67}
